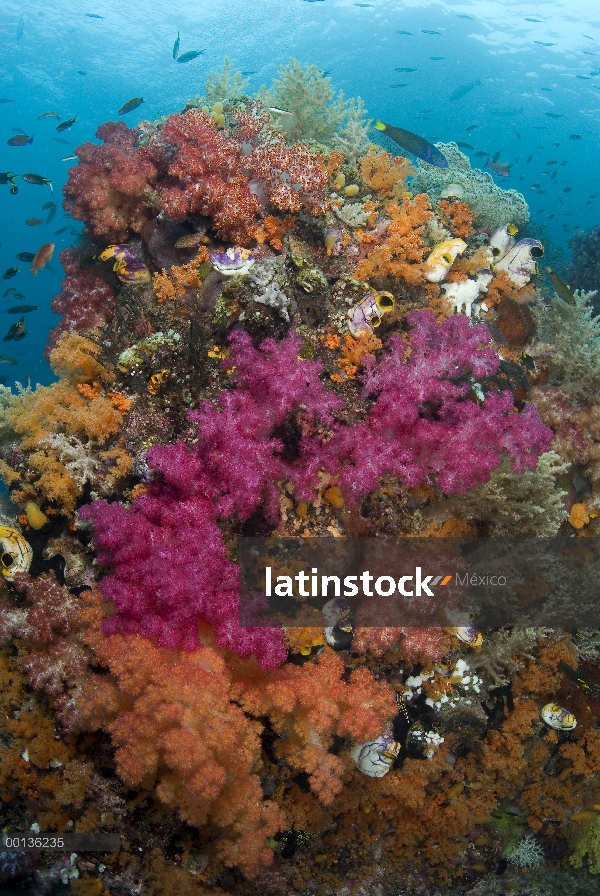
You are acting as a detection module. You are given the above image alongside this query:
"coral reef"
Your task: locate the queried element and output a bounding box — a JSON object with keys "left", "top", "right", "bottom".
{"left": 410, "top": 142, "right": 530, "bottom": 231}
{"left": 0, "top": 63, "right": 599, "bottom": 896}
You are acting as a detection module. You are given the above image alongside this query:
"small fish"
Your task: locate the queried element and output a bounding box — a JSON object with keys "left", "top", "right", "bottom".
{"left": 456, "top": 142, "right": 475, "bottom": 150}
{"left": 545, "top": 112, "right": 565, "bottom": 118}
{"left": 176, "top": 50, "right": 205, "bottom": 64}
{"left": 456, "top": 14, "right": 474, "bottom": 19}
{"left": 374, "top": 120, "right": 448, "bottom": 167}
{"left": 25, "top": 218, "right": 43, "bottom": 226}
{"left": 22, "top": 173, "right": 53, "bottom": 191}
{"left": 3, "top": 267, "right": 20, "bottom": 280}
{"left": 0, "top": 356, "right": 17, "bottom": 364}
{"left": 395, "top": 67, "right": 418, "bottom": 72}
{"left": 576, "top": 74, "right": 592, "bottom": 79}
{"left": 583, "top": 50, "right": 597, "bottom": 55}
{"left": 0, "top": 172, "right": 16, "bottom": 186}
{"left": 173, "top": 30, "right": 180, "bottom": 60}
{"left": 354, "top": 2, "right": 374, "bottom": 6}
{"left": 396, "top": 31, "right": 413, "bottom": 35}
{"left": 563, "top": 186, "right": 573, "bottom": 192}
{"left": 42, "top": 201, "right": 56, "bottom": 210}
{"left": 389, "top": 84, "right": 409, "bottom": 88}
{"left": 53, "top": 138, "right": 72, "bottom": 145}
{"left": 54, "top": 226, "right": 69, "bottom": 234}
{"left": 77, "top": 70, "right": 87, "bottom": 76}
{"left": 56, "top": 116, "right": 78, "bottom": 132}
{"left": 12, "top": 293, "right": 26, "bottom": 300}
{"left": 474, "top": 150, "right": 488, "bottom": 158}
{"left": 546, "top": 160, "right": 558, "bottom": 165}
{"left": 421, "top": 30, "right": 441, "bottom": 35}
{"left": 15, "top": 253, "right": 35, "bottom": 262}
{"left": 551, "top": 171, "right": 558, "bottom": 180}
{"left": 552, "top": 142, "right": 562, "bottom": 146}
{"left": 3, "top": 317, "right": 27, "bottom": 342}
{"left": 7, "top": 305, "right": 39, "bottom": 314}
{"left": 174, "top": 232, "right": 208, "bottom": 249}
{"left": 430, "top": 56, "right": 445, "bottom": 60}
{"left": 61, "top": 155, "right": 77, "bottom": 162}
{"left": 241, "top": 71, "right": 257, "bottom": 75}
{"left": 466, "top": 124, "right": 479, "bottom": 131}
{"left": 534, "top": 41, "right": 557, "bottom": 46}
{"left": 30, "top": 243, "right": 54, "bottom": 277}
{"left": 583, "top": 34, "right": 595, "bottom": 41}
{"left": 540, "top": 87, "right": 553, "bottom": 91}
{"left": 546, "top": 268, "right": 576, "bottom": 304}
{"left": 531, "top": 183, "right": 541, "bottom": 188}
{"left": 449, "top": 79, "right": 481, "bottom": 102}
{"left": 119, "top": 97, "right": 144, "bottom": 115}
{"left": 7, "top": 134, "right": 33, "bottom": 146}
{"left": 525, "top": 17, "right": 543, "bottom": 22}
{"left": 2, "top": 289, "right": 16, "bottom": 298}
{"left": 38, "top": 111, "right": 60, "bottom": 120}
{"left": 485, "top": 157, "right": 510, "bottom": 176}
{"left": 12, "top": 128, "right": 26, "bottom": 134}
{"left": 85, "top": 13, "right": 104, "bottom": 18}
{"left": 0, "top": 98, "right": 15, "bottom": 104}
{"left": 492, "top": 149, "right": 503, "bottom": 162}
{"left": 570, "top": 133, "right": 583, "bottom": 139}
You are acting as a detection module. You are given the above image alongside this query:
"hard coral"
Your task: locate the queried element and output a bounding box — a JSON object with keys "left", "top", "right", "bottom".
{"left": 156, "top": 109, "right": 261, "bottom": 244}
{"left": 354, "top": 195, "right": 433, "bottom": 284}
{"left": 64, "top": 121, "right": 158, "bottom": 242}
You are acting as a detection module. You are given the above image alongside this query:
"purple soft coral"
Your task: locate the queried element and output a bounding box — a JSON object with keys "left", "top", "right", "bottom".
{"left": 82, "top": 316, "right": 551, "bottom": 662}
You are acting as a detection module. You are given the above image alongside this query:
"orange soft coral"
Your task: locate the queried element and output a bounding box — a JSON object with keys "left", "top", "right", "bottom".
{"left": 484, "top": 268, "right": 537, "bottom": 307}
{"left": 330, "top": 330, "right": 383, "bottom": 383}
{"left": 78, "top": 629, "right": 284, "bottom": 878}
{"left": 438, "top": 199, "right": 477, "bottom": 238}
{"left": 359, "top": 148, "right": 416, "bottom": 199}
{"left": 354, "top": 194, "right": 433, "bottom": 283}
{"left": 49, "top": 332, "right": 115, "bottom": 385}
{"left": 153, "top": 247, "right": 210, "bottom": 302}
{"left": 256, "top": 214, "right": 296, "bottom": 251}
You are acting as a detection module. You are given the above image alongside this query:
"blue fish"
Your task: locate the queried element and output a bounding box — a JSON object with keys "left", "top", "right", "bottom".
{"left": 374, "top": 121, "right": 448, "bottom": 167}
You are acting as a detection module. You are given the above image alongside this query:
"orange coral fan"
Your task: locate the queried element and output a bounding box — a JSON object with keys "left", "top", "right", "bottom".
{"left": 438, "top": 199, "right": 477, "bottom": 239}
{"left": 354, "top": 194, "right": 433, "bottom": 284}
{"left": 330, "top": 331, "right": 383, "bottom": 383}
{"left": 153, "top": 248, "right": 210, "bottom": 303}
{"left": 359, "top": 148, "right": 416, "bottom": 200}
{"left": 256, "top": 214, "right": 296, "bottom": 251}
{"left": 78, "top": 629, "right": 284, "bottom": 878}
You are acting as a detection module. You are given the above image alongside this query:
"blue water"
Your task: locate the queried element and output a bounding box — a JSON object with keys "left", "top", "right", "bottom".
{"left": 1, "top": 0, "right": 598, "bottom": 386}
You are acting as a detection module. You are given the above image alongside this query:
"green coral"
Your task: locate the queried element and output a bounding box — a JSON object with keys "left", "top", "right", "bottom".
{"left": 533, "top": 287, "right": 600, "bottom": 402}
{"left": 450, "top": 451, "right": 568, "bottom": 536}
{"left": 570, "top": 814, "right": 600, "bottom": 874}
{"left": 258, "top": 58, "right": 368, "bottom": 147}
{"left": 409, "top": 142, "right": 529, "bottom": 231}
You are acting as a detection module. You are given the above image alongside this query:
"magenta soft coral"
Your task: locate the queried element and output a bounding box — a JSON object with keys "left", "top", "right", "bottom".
{"left": 46, "top": 249, "right": 116, "bottom": 355}
{"left": 307, "top": 311, "right": 553, "bottom": 505}
{"left": 63, "top": 121, "right": 158, "bottom": 242}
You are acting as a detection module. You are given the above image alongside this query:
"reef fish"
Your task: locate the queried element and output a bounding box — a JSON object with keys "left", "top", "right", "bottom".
{"left": 374, "top": 120, "right": 448, "bottom": 167}
{"left": 395, "top": 67, "right": 418, "bottom": 72}
{"left": 177, "top": 50, "right": 205, "bottom": 64}
{"left": 173, "top": 31, "right": 180, "bottom": 60}
{"left": 456, "top": 142, "right": 475, "bottom": 150}
{"left": 98, "top": 245, "right": 151, "bottom": 284}
{"left": 449, "top": 79, "right": 481, "bottom": 102}
{"left": 534, "top": 41, "right": 557, "bottom": 46}
{"left": 546, "top": 268, "right": 576, "bottom": 304}
{"left": 545, "top": 112, "right": 564, "bottom": 118}
{"left": 85, "top": 13, "right": 103, "bottom": 18}
{"left": 30, "top": 242, "right": 54, "bottom": 277}
{"left": 15, "top": 253, "right": 35, "bottom": 262}
{"left": 570, "top": 133, "right": 583, "bottom": 139}
{"left": 7, "top": 134, "right": 33, "bottom": 146}
{"left": 0, "top": 356, "right": 17, "bottom": 364}
{"left": 3, "top": 316, "right": 27, "bottom": 341}
{"left": 0, "top": 98, "right": 15, "bottom": 104}
{"left": 2, "top": 288, "right": 15, "bottom": 297}
{"left": 7, "top": 305, "right": 39, "bottom": 314}
{"left": 2, "top": 267, "right": 20, "bottom": 280}
{"left": 22, "top": 173, "right": 53, "bottom": 192}
{"left": 38, "top": 111, "right": 60, "bottom": 120}
{"left": 25, "top": 218, "right": 43, "bottom": 226}
{"left": 56, "top": 116, "right": 78, "bottom": 132}
{"left": 119, "top": 97, "right": 144, "bottom": 115}
{"left": 485, "top": 157, "right": 511, "bottom": 176}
